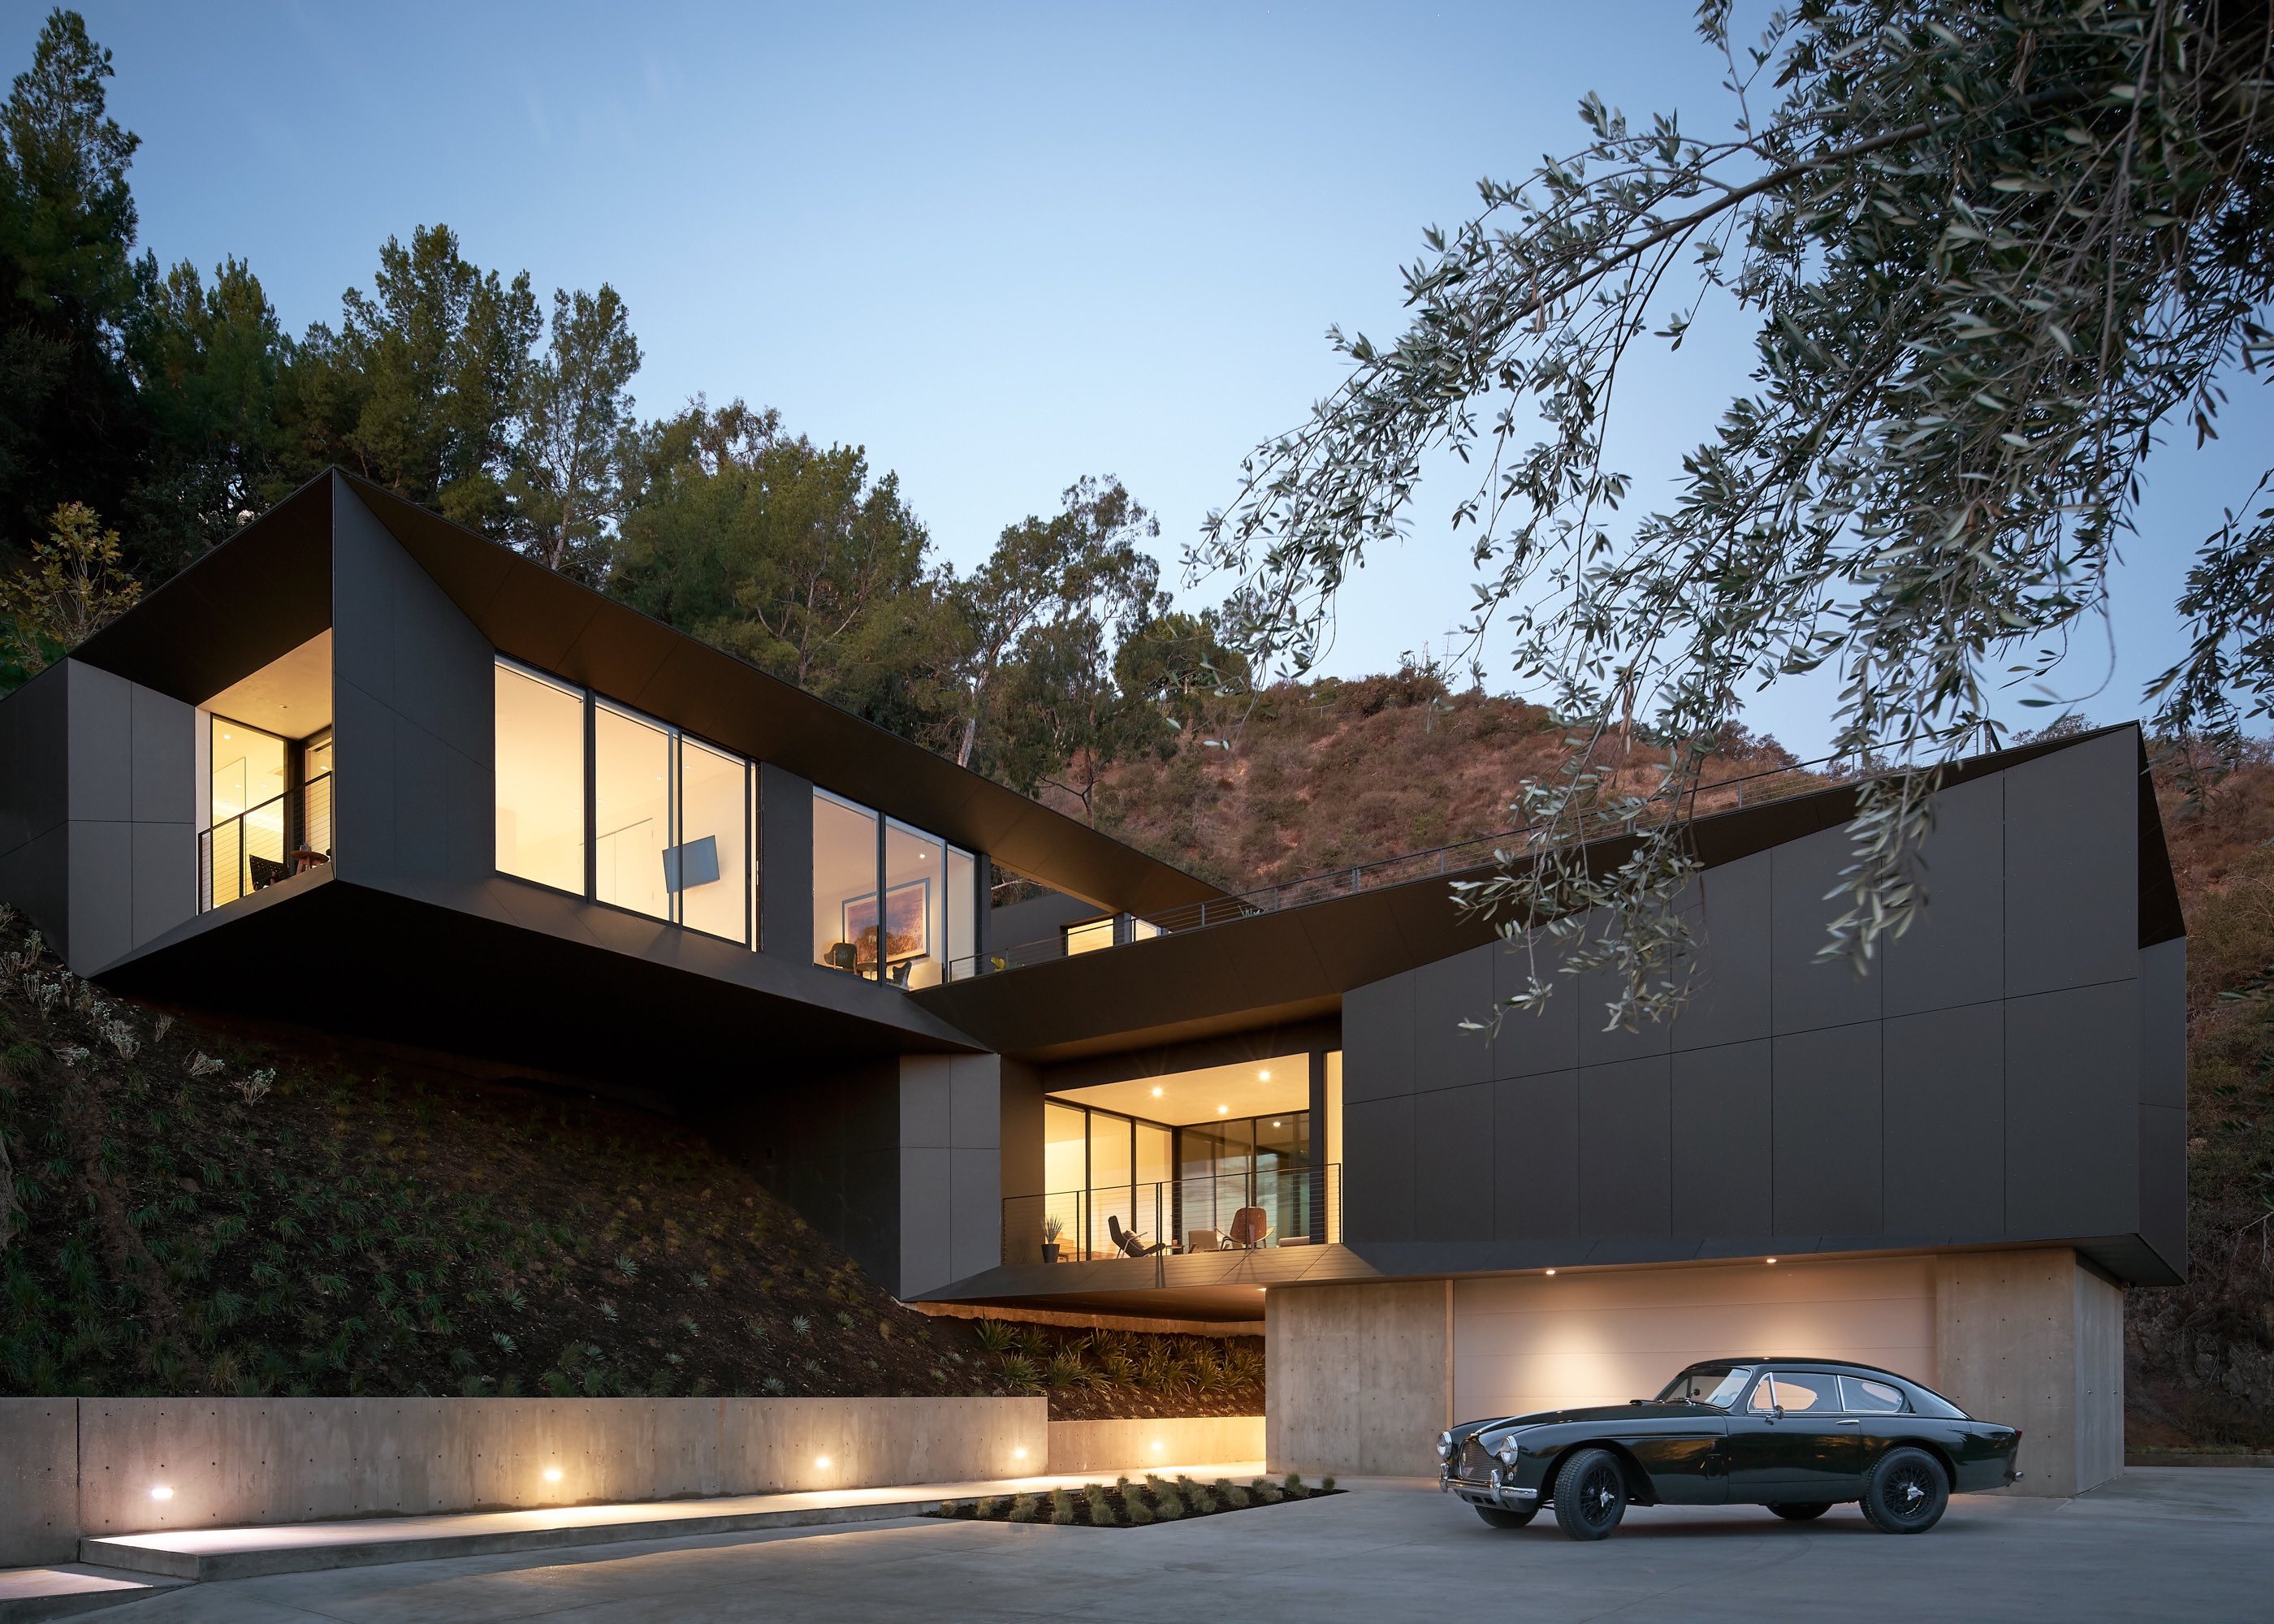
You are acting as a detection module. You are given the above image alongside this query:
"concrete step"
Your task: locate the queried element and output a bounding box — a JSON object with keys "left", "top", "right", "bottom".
{"left": 78, "top": 1459, "right": 1266, "bottom": 1583}
{"left": 0, "top": 1564, "right": 188, "bottom": 1623}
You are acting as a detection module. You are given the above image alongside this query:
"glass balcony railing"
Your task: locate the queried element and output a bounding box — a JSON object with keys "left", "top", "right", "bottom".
{"left": 200, "top": 772, "right": 333, "bottom": 912}
{"left": 1002, "top": 1165, "right": 1342, "bottom": 1267}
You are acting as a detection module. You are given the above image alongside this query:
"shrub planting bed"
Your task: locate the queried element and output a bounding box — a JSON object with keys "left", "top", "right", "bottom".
{"left": 935, "top": 1473, "right": 1338, "bottom": 1527}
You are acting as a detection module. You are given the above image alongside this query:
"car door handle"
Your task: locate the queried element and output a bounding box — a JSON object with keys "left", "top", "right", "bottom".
{"left": 1835, "top": 1419, "right": 1861, "bottom": 1427}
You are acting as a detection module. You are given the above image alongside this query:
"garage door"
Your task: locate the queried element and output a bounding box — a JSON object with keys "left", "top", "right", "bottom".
{"left": 1452, "top": 1256, "right": 1935, "bottom": 1421}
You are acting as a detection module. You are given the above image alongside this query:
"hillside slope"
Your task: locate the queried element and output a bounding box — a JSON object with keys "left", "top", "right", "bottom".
{"left": 0, "top": 914, "right": 1259, "bottom": 1415}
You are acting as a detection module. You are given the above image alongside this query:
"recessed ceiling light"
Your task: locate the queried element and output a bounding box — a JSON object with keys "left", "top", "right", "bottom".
{"left": 1259, "top": 1069, "right": 1271, "bottom": 1080}
{"left": 1217, "top": 1105, "right": 1228, "bottom": 1114}
{"left": 1151, "top": 1086, "right": 1163, "bottom": 1097}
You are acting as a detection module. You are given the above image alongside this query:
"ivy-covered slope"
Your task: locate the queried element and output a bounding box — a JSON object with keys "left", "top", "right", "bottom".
{"left": 0, "top": 914, "right": 1260, "bottom": 1415}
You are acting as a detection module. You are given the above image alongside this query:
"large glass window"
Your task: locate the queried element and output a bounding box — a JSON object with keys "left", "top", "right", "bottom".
{"left": 677, "top": 737, "right": 749, "bottom": 942}
{"left": 945, "top": 845, "right": 976, "bottom": 979}
{"left": 1088, "top": 1110, "right": 1134, "bottom": 1258}
{"left": 495, "top": 661, "right": 586, "bottom": 893}
{"left": 813, "top": 790, "right": 880, "bottom": 975}
{"left": 1042, "top": 1101, "right": 1087, "bottom": 1259}
{"left": 884, "top": 819, "right": 945, "bottom": 988}
{"left": 208, "top": 717, "right": 287, "bottom": 905}
{"left": 594, "top": 702, "right": 672, "bottom": 920}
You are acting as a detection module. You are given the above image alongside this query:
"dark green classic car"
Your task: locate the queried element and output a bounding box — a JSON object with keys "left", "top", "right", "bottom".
{"left": 1438, "top": 1358, "right": 2022, "bottom": 1540}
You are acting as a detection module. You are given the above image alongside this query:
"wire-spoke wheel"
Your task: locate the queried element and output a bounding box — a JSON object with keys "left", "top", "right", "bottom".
{"left": 1550, "top": 1448, "right": 1629, "bottom": 1540}
{"left": 1860, "top": 1447, "right": 1949, "bottom": 1535}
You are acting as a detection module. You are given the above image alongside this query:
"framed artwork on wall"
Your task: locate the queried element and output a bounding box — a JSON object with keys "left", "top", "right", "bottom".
{"left": 844, "top": 877, "right": 928, "bottom": 967}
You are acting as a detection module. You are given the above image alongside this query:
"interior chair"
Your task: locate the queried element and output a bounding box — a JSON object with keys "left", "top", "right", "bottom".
{"left": 1107, "top": 1214, "right": 1167, "bottom": 1258}
{"left": 247, "top": 853, "right": 290, "bottom": 891}
{"left": 1187, "top": 1228, "right": 1222, "bottom": 1253}
{"left": 1226, "top": 1207, "right": 1275, "bottom": 1250}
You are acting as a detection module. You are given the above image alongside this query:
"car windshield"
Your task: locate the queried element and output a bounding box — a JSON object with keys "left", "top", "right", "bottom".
{"left": 1657, "top": 1366, "right": 1752, "bottom": 1408}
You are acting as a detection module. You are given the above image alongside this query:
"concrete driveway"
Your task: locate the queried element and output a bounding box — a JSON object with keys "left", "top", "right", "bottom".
{"left": 87, "top": 1468, "right": 2273, "bottom": 1622}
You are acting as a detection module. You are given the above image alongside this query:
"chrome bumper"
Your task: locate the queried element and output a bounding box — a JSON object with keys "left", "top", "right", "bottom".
{"left": 1446, "top": 1472, "right": 1539, "bottom": 1509}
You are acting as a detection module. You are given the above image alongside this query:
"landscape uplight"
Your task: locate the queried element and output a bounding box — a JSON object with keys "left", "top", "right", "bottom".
{"left": 815, "top": 1456, "right": 832, "bottom": 1469}
{"left": 149, "top": 1484, "right": 173, "bottom": 1501}
{"left": 1766, "top": 1257, "right": 1778, "bottom": 1265}
{"left": 1545, "top": 1269, "right": 1557, "bottom": 1276}
{"left": 543, "top": 1467, "right": 563, "bottom": 1484}
{"left": 1013, "top": 1447, "right": 1027, "bottom": 1460}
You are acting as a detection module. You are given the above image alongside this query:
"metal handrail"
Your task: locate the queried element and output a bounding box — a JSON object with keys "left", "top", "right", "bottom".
{"left": 198, "top": 771, "right": 333, "bottom": 912}
{"left": 1002, "top": 1164, "right": 1343, "bottom": 1265}
{"left": 945, "top": 737, "right": 1937, "bottom": 979}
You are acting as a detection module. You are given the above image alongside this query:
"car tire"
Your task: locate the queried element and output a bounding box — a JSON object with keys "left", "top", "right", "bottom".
{"left": 1767, "top": 1502, "right": 1833, "bottom": 1522}
{"left": 1859, "top": 1447, "right": 1949, "bottom": 1535}
{"left": 1550, "top": 1449, "right": 1628, "bottom": 1540}
{"left": 1473, "top": 1504, "right": 1537, "bottom": 1529}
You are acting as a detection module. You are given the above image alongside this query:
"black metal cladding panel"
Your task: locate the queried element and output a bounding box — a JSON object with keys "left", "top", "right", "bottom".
{"left": 1670, "top": 1040, "right": 1772, "bottom": 1236}
{"left": 1342, "top": 969, "right": 1416, "bottom": 1104}
{"left": 2006, "top": 983, "right": 2139, "bottom": 1237}
{"left": 1412, "top": 945, "right": 1494, "bottom": 1090}
{"left": 1880, "top": 1001, "right": 2005, "bottom": 1237}
{"left": 1670, "top": 852, "right": 1772, "bottom": 1052}
{"left": 66, "top": 662, "right": 135, "bottom": 823}
{"left": 1577, "top": 1055, "right": 1672, "bottom": 1239}
{"left": 1491, "top": 924, "right": 1580, "bottom": 1079}
{"left": 758, "top": 762, "right": 811, "bottom": 961}
{"left": 1883, "top": 774, "right": 2004, "bottom": 1017}
{"left": 2137, "top": 939, "right": 2185, "bottom": 1109}
{"left": 0, "top": 662, "right": 67, "bottom": 853}
{"left": 1413, "top": 1082, "right": 1494, "bottom": 1240}
{"left": 1494, "top": 1069, "right": 1578, "bottom": 1240}
{"left": 2004, "top": 729, "right": 2137, "bottom": 997}
{"left": 1344, "top": 1092, "right": 1417, "bottom": 1242}
{"left": 1770, "top": 1022, "right": 1883, "bottom": 1234}
{"left": 1771, "top": 827, "right": 1885, "bottom": 1034}
{"left": 2138, "top": 1102, "right": 2186, "bottom": 1278}
{"left": 130, "top": 682, "right": 194, "bottom": 826}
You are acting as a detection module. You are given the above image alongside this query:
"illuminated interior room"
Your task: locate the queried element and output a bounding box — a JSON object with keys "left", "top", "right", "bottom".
{"left": 201, "top": 629, "right": 333, "bottom": 909}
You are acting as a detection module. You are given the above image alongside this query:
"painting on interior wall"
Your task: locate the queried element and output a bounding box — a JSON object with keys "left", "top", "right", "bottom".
{"left": 843, "top": 879, "right": 927, "bottom": 967}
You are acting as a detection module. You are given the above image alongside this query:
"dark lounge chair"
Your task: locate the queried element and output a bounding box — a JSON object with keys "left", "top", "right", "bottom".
{"left": 248, "top": 853, "right": 290, "bottom": 891}
{"left": 1107, "top": 1215, "right": 1167, "bottom": 1258}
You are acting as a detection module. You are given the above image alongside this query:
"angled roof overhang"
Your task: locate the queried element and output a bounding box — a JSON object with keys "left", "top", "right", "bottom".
{"left": 71, "top": 470, "right": 1223, "bottom": 919}
{"left": 915, "top": 723, "right": 2184, "bottom": 1060}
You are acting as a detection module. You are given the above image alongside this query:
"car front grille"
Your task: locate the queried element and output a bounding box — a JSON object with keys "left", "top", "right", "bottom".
{"left": 1457, "top": 1440, "right": 1496, "bottom": 1480}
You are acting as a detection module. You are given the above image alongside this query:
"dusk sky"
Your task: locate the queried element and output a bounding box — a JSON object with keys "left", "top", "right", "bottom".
{"left": 52, "top": 2, "right": 2269, "bottom": 754}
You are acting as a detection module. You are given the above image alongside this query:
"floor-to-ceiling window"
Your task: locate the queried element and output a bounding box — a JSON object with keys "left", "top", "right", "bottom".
{"left": 493, "top": 657, "right": 758, "bottom": 944}
{"left": 812, "top": 791, "right": 881, "bottom": 975}
{"left": 594, "top": 701, "right": 672, "bottom": 920}
{"left": 1042, "top": 1100, "right": 1087, "bottom": 1259}
{"left": 207, "top": 717, "right": 286, "bottom": 905}
{"left": 495, "top": 660, "right": 586, "bottom": 893}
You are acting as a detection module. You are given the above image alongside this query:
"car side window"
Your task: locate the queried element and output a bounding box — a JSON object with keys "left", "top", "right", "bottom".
{"left": 1766, "top": 1374, "right": 1832, "bottom": 1413}
{"left": 1840, "top": 1376, "right": 1907, "bottom": 1414}
{"left": 1747, "top": 1374, "right": 1779, "bottom": 1412}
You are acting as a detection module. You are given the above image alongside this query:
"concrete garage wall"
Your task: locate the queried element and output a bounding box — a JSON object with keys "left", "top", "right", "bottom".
{"left": 1453, "top": 1256, "right": 1934, "bottom": 1420}
{"left": 1273, "top": 1249, "right": 2120, "bottom": 1497}
{"left": 1268, "top": 1280, "right": 1450, "bottom": 1477}
{"left": 0, "top": 1399, "right": 80, "bottom": 1565}
{"left": 1046, "top": 1416, "right": 1265, "bottom": 1475}
{"left": 1935, "top": 1249, "right": 2125, "bottom": 1497}
{"left": 0, "top": 1396, "right": 1044, "bottom": 1562}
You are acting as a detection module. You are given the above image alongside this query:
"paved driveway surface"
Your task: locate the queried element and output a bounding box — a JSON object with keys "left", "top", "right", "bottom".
{"left": 93, "top": 1468, "right": 2274, "bottom": 1622}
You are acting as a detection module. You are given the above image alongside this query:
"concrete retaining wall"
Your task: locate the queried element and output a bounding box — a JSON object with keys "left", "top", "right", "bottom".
{"left": 0, "top": 1395, "right": 1047, "bottom": 1565}
{"left": 1267, "top": 1279, "right": 1450, "bottom": 1477}
{"left": 1935, "top": 1247, "right": 2125, "bottom": 1497}
{"left": 1044, "top": 1416, "right": 1265, "bottom": 1475}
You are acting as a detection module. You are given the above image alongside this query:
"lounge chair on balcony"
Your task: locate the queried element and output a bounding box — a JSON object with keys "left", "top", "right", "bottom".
{"left": 1107, "top": 1215, "right": 1167, "bottom": 1258}
{"left": 248, "top": 853, "right": 290, "bottom": 891}
{"left": 1226, "top": 1207, "right": 1275, "bottom": 1250}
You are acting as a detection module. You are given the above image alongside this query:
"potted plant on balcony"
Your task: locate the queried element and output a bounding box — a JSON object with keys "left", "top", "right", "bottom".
{"left": 1040, "top": 1215, "right": 1064, "bottom": 1263}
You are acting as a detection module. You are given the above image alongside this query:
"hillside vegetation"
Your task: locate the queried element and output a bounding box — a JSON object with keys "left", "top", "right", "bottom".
{"left": 0, "top": 914, "right": 1260, "bottom": 1415}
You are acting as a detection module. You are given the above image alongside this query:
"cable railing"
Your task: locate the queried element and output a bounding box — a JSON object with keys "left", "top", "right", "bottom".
{"left": 948, "top": 742, "right": 1888, "bottom": 978}
{"left": 199, "top": 771, "right": 333, "bottom": 912}
{"left": 1002, "top": 1165, "right": 1343, "bottom": 1266}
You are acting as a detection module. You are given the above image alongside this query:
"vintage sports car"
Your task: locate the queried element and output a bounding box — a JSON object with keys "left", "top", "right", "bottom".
{"left": 1438, "top": 1358, "right": 2021, "bottom": 1540}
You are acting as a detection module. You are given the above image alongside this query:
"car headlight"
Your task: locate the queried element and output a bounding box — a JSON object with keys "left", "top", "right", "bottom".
{"left": 1436, "top": 1431, "right": 1453, "bottom": 1462}
{"left": 1497, "top": 1437, "right": 1521, "bottom": 1465}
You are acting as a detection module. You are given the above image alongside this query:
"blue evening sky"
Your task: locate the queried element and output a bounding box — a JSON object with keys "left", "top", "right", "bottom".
{"left": 50, "top": 2, "right": 2266, "bottom": 754}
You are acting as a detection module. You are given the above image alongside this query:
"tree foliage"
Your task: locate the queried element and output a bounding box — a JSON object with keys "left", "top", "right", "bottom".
{"left": 1198, "top": 0, "right": 2274, "bottom": 1029}
{"left": 0, "top": 499, "right": 139, "bottom": 673}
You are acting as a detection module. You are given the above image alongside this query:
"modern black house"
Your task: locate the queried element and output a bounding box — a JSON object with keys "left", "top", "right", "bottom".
{"left": 0, "top": 472, "right": 2184, "bottom": 1497}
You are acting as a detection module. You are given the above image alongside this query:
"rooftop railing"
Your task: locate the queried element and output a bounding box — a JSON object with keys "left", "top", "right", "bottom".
{"left": 1003, "top": 1165, "right": 1343, "bottom": 1268}
{"left": 199, "top": 771, "right": 333, "bottom": 912}
{"left": 949, "top": 743, "right": 1887, "bottom": 978}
